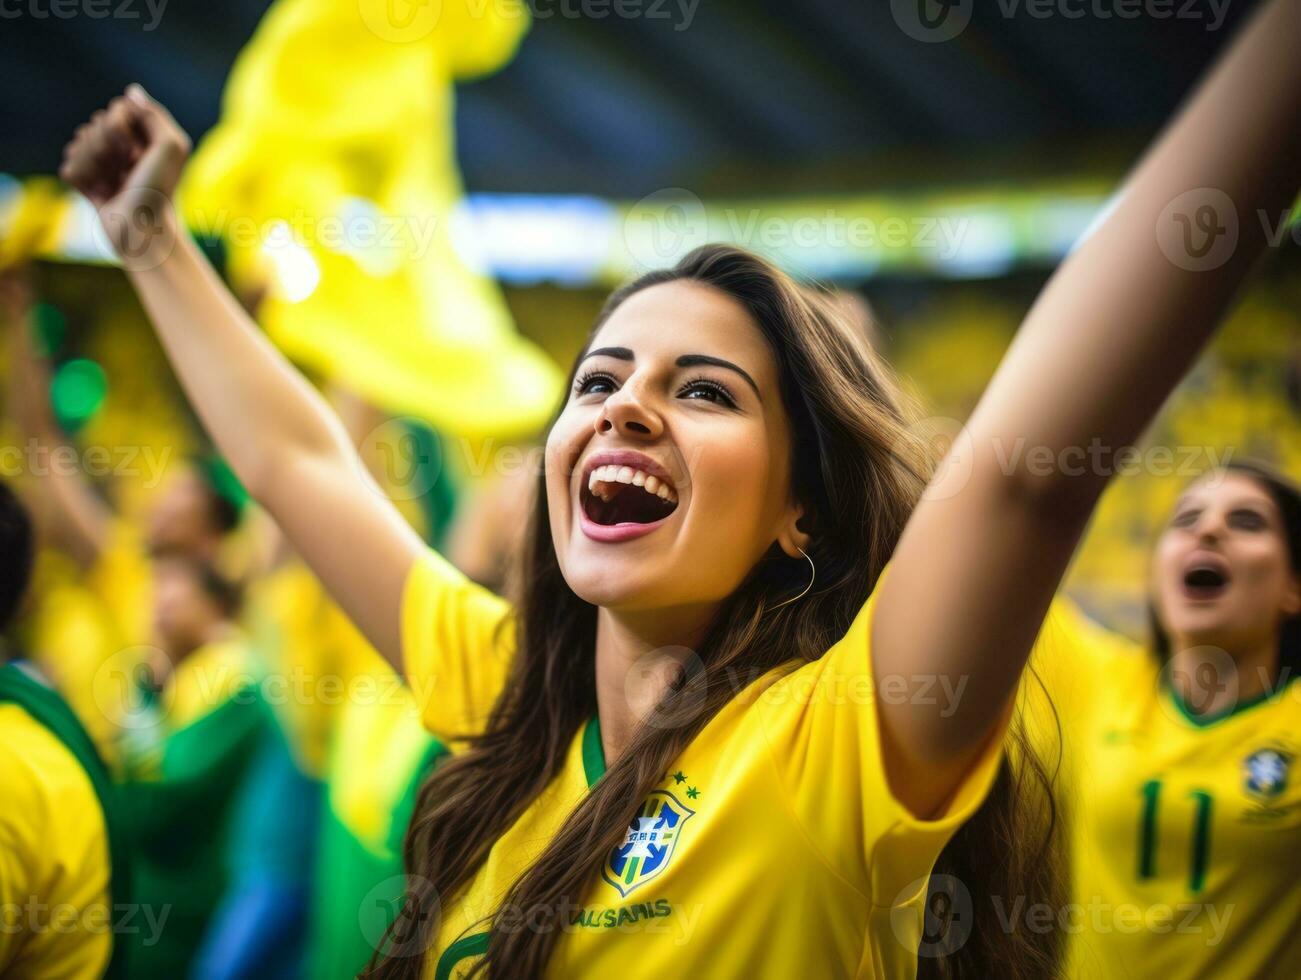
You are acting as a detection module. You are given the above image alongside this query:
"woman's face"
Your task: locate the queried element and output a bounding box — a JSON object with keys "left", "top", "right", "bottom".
{"left": 1153, "top": 471, "right": 1300, "bottom": 655}
{"left": 151, "top": 559, "right": 218, "bottom": 655}
{"left": 544, "top": 280, "right": 807, "bottom": 613}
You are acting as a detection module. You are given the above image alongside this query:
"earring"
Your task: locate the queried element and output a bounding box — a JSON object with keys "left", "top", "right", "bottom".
{"left": 771, "top": 546, "right": 815, "bottom": 610}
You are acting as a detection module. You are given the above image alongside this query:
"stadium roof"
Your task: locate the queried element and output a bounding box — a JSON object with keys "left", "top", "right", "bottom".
{"left": 1, "top": 0, "right": 1257, "bottom": 197}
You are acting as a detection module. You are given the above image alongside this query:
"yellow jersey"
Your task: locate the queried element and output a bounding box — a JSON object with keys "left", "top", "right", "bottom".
{"left": 401, "top": 551, "right": 1010, "bottom": 980}
{"left": 1039, "top": 603, "right": 1301, "bottom": 980}
{"left": 0, "top": 699, "right": 113, "bottom": 978}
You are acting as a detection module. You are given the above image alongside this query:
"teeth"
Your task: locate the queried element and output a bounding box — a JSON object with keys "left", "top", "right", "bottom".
{"left": 585, "top": 463, "right": 676, "bottom": 502}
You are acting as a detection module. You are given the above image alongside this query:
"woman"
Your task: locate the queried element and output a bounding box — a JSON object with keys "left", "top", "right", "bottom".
{"left": 1047, "top": 463, "right": 1301, "bottom": 980}
{"left": 57, "top": 1, "right": 1301, "bottom": 975}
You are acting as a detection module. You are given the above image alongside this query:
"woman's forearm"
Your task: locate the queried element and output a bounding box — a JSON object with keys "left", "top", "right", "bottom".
{"left": 128, "top": 222, "right": 356, "bottom": 504}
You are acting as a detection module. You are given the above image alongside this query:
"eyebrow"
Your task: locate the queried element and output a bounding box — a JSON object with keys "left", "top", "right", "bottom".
{"left": 581, "top": 347, "right": 762, "bottom": 400}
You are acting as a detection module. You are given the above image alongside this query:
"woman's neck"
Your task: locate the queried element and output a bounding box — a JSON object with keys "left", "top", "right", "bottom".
{"left": 1168, "top": 631, "right": 1282, "bottom": 718}
{"left": 593, "top": 603, "right": 715, "bottom": 765}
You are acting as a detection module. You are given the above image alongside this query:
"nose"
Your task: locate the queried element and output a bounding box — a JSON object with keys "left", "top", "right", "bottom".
{"left": 1195, "top": 512, "right": 1225, "bottom": 545}
{"left": 595, "top": 384, "right": 663, "bottom": 440}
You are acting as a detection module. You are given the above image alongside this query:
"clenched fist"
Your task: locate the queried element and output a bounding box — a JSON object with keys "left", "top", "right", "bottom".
{"left": 59, "top": 85, "right": 191, "bottom": 271}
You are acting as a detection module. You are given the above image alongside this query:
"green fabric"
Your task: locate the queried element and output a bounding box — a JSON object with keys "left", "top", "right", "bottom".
{"left": 118, "top": 683, "right": 272, "bottom": 978}
{"left": 434, "top": 932, "right": 489, "bottom": 980}
{"left": 0, "top": 662, "right": 132, "bottom": 980}
{"left": 405, "top": 421, "right": 457, "bottom": 552}
{"left": 1164, "top": 672, "right": 1301, "bottom": 727}
{"left": 582, "top": 714, "right": 605, "bottom": 788}
{"left": 308, "top": 740, "right": 445, "bottom": 980}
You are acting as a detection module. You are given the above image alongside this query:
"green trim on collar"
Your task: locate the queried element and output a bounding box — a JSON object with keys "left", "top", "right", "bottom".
{"left": 1165, "top": 672, "right": 1299, "bottom": 728}
{"left": 582, "top": 713, "right": 606, "bottom": 788}
{"left": 434, "top": 932, "right": 490, "bottom": 980}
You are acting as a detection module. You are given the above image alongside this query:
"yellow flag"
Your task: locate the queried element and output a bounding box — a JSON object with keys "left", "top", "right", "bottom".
{"left": 180, "top": 0, "right": 562, "bottom": 439}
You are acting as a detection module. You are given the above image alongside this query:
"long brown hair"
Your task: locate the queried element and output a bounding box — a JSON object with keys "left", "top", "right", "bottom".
{"left": 368, "top": 245, "right": 1064, "bottom": 979}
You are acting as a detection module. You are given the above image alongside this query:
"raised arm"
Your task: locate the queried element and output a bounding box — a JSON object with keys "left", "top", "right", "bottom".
{"left": 2, "top": 272, "right": 112, "bottom": 567}
{"left": 874, "top": 0, "right": 1301, "bottom": 815}
{"left": 58, "top": 87, "right": 424, "bottom": 665}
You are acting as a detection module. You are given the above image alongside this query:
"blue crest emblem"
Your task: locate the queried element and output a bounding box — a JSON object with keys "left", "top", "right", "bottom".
{"left": 1244, "top": 748, "right": 1291, "bottom": 799}
{"left": 602, "top": 789, "right": 695, "bottom": 897}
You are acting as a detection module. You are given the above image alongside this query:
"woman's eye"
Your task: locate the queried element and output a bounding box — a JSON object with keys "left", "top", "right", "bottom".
{"left": 679, "top": 378, "right": 736, "bottom": 407}
{"left": 1171, "top": 510, "right": 1199, "bottom": 528}
{"left": 575, "top": 372, "right": 617, "bottom": 396}
{"left": 1228, "top": 510, "right": 1266, "bottom": 531}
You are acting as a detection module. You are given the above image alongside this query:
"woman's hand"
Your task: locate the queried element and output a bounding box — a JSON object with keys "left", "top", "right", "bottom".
{"left": 58, "top": 85, "right": 190, "bottom": 269}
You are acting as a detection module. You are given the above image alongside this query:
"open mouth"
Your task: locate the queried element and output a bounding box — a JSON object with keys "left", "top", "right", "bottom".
{"left": 1182, "top": 562, "right": 1230, "bottom": 600}
{"left": 580, "top": 463, "right": 679, "bottom": 527}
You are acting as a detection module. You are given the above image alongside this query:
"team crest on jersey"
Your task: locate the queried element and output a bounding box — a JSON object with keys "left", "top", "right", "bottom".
{"left": 1243, "top": 747, "right": 1292, "bottom": 799}
{"left": 602, "top": 789, "right": 695, "bottom": 897}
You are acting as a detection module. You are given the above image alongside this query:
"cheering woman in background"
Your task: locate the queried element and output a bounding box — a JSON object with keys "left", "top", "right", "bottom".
{"left": 1046, "top": 462, "right": 1301, "bottom": 979}
{"left": 57, "top": 0, "right": 1301, "bottom": 975}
